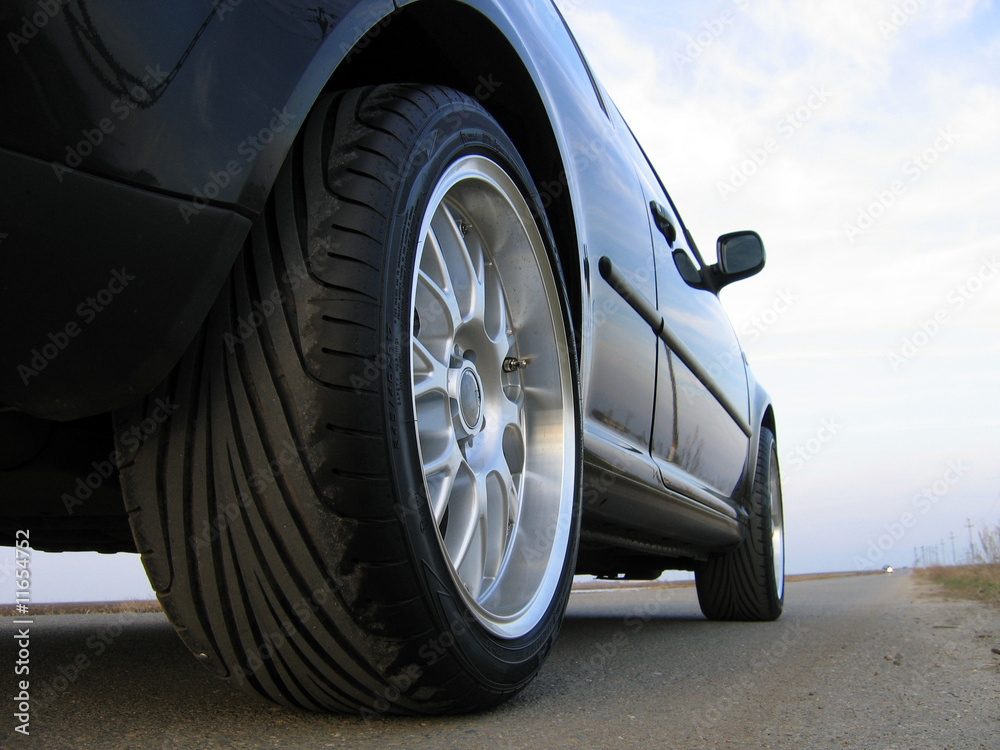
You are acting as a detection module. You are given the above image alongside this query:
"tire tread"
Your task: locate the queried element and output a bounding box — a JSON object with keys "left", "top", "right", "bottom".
{"left": 118, "top": 84, "right": 561, "bottom": 714}
{"left": 695, "top": 427, "right": 783, "bottom": 622}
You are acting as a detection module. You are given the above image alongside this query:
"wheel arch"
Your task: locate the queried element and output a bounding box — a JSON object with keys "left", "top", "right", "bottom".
{"left": 739, "top": 372, "right": 777, "bottom": 511}
{"left": 761, "top": 403, "right": 777, "bottom": 444}
{"left": 282, "top": 0, "right": 584, "bottom": 346}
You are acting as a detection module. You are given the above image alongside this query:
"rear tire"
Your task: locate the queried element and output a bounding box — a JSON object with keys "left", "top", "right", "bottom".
{"left": 116, "top": 84, "right": 581, "bottom": 714}
{"left": 695, "top": 427, "right": 784, "bottom": 621}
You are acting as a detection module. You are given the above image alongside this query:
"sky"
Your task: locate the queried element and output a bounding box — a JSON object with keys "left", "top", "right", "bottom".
{"left": 6, "top": 0, "right": 1000, "bottom": 603}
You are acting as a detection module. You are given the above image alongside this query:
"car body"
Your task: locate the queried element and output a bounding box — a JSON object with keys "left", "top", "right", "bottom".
{"left": 0, "top": 0, "right": 782, "bottom": 713}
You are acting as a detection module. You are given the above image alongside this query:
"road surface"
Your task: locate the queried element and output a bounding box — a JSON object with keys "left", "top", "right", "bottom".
{"left": 3, "top": 571, "right": 998, "bottom": 749}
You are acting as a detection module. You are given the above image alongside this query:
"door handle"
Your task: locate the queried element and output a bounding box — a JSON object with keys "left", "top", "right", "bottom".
{"left": 650, "top": 201, "right": 677, "bottom": 246}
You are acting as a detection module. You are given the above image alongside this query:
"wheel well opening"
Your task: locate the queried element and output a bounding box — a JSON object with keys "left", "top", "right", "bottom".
{"left": 325, "top": 0, "right": 582, "bottom": 349}
{"left": 762, "top": 406, "right": 776, "bottom": 441}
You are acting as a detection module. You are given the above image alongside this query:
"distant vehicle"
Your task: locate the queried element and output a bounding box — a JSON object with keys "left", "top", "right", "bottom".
{"left": 884, "top": 566, "right": 895, "bottom": 574}
{"left": 1, "top": 0, "right": 782, "bottom": 715}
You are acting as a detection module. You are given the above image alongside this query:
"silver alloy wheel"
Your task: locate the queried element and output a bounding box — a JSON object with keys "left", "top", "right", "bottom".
{"left": 770, "top": 453, "right": 785, "bottom": 600}
{"left": 410, "top": 155, "right": 575, "bottom": 639}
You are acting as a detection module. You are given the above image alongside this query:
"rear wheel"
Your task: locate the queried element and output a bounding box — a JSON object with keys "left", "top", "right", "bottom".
{"left": 695, "top": 427, "right": 784, "bottom": 621}
{"left": 116, "top": 84, "right": 581, "bottom": 714}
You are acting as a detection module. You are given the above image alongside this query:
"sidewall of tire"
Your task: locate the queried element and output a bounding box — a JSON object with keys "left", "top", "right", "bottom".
{"left": 761, "top": 431, "right": 784, "bottom": 614}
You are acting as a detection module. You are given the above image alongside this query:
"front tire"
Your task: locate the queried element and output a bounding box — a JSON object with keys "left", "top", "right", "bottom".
{"left": 695, "top": 427, "right": 784, "bottom": 621}
{"left": 116, "top": 84, "right": 581, "bottom": 714}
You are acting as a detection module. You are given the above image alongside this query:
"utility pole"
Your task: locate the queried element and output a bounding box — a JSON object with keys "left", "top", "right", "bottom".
{"left": 965, "top": 518, "right": 977, "bottom": 563}
{"left": 949, "top": 532, "right": 957, "bottom": 566}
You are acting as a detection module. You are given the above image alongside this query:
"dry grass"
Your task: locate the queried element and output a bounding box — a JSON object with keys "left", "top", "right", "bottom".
{"left": 785, "top": 570, "right": 885, "bottom": 582}
{"left": 915, "top": 564, "right": 1000, "bottom": 608}
{"left": 0, "top": 599, "right": 162, "bottom": 617}
{"left": 977, "top": 523, "right": 1000, "bottom": 566}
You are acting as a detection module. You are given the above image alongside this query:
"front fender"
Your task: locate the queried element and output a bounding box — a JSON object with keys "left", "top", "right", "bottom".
{"left": 0, "top": 0, "right": 396, "bottom": 213}
{"left": 0, "top": 0, "right": 398, "bottom": 419}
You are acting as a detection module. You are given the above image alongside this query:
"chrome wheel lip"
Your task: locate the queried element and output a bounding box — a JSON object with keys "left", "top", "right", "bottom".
{"left": 409, "top": 154, "right": 575, "bottom": 639}
{"left": 769, "top": 450, "right": 785, "bottom": 601}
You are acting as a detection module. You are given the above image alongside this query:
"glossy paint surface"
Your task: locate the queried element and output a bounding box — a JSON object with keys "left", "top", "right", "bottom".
{"left": 0, "top": 0, "right": 392, "bottom": 212}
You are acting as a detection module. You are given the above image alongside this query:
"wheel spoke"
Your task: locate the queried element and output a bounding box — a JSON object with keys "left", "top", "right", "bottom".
{"left": 498, "top": 389, "right": 523, "bottom": 435}
{"left": 441, "top": 203, "right": 486, "bottom": 327}
{"left": 485, "top": 458, "right": 518, "bottom": 582}
{"left": 412, "top": 338, "right": 449, "bottom": 401}
{"left": 482, "top": 260, "right": 509, "bottom": 343}
{"left": 449, "top": 472, "right": 488, "bottom": 581}
{"left": 420, "top": 227, "right": 456, "bottom": 302}
{"left": 490, "top": 454, "right": 518, "bottom": 520}
{"left": 429, "top": 206, "right": 475, "bottom": 325}
{"left": 416, "top": 266, "right": 461, "bottom": 342}
{"left": 423, "top": 441, "right": 464, "bottom": 524}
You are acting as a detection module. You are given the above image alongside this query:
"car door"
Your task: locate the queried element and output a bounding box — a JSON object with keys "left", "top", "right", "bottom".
{"left": 610, "top": 106, "right": 751, "bottom": 504}
{"left": 535, "top": 12, "right": 661, "bottom": 461}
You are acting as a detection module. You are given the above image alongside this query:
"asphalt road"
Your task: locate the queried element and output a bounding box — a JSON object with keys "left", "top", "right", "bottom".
{"left": 3, "top": 571, "right": 998, "bottom": 749}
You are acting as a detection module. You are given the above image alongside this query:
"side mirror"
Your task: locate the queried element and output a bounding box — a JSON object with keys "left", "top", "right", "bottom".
{"left": 712, "top": 231, "right": 765, "bottom": 289}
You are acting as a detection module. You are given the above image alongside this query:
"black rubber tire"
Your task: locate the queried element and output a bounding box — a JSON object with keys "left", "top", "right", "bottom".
{"left": 695, "top": 427, "right": 784, "bottom": 621}
{"left": 115, "top": 84, "right": 581, "bottom": 715}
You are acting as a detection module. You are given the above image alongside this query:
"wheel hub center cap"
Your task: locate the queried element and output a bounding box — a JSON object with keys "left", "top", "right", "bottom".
{"left": 459, "top": 367, "right": 483, "bottom": 430}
